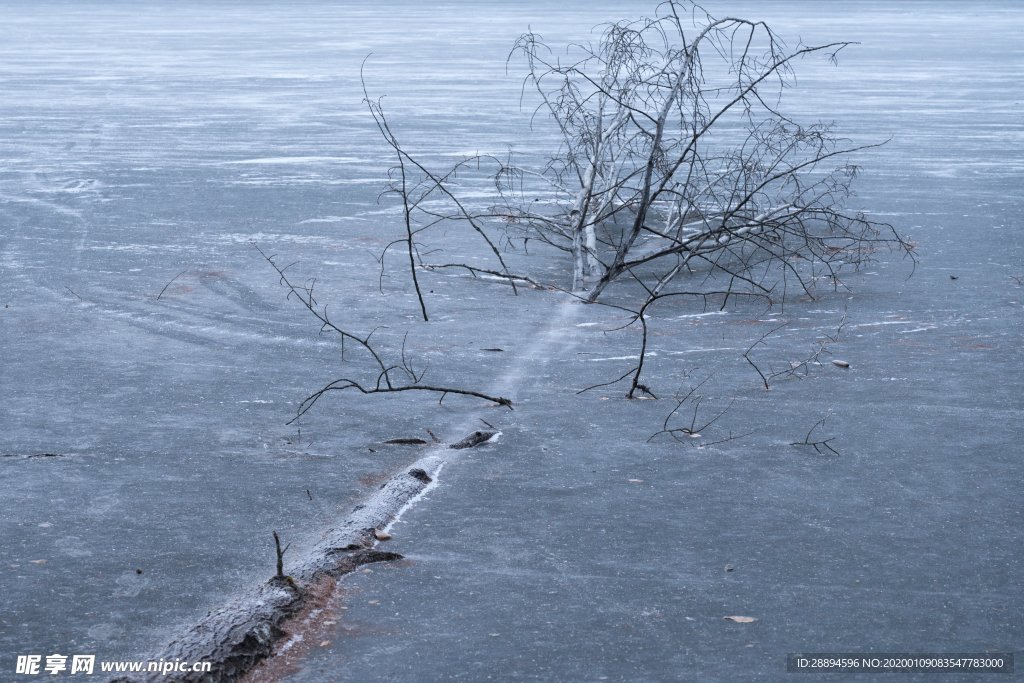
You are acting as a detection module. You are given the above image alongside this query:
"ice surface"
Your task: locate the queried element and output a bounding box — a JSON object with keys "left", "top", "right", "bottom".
{"left": 1, "top": 0, "right": 1021, "bottom": 680}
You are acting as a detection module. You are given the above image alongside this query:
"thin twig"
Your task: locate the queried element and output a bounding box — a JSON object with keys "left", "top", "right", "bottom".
{"left": 156, "top": 271, "right": 187, "bottom": 301}
{"left": 790, "top": 416, "right": 839, "bottom": 455}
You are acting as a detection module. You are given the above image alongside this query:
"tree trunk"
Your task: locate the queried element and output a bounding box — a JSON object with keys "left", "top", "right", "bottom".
{"left": 113, "top": 458, "right": 442, "bottom": 683}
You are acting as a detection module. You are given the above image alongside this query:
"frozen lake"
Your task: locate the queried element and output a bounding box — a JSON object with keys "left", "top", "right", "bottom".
{"left": 1, "top": 1, "right": 1021, "bottom": 679}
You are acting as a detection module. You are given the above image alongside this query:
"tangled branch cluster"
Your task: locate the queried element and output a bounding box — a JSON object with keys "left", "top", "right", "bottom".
{"left": 502, "top": 2, "right": 912, "bottom": 300}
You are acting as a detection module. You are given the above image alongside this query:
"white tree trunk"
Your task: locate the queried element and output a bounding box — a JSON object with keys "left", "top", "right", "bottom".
{"left": 571, "top": 220, "right": 586, "bottom": 291}
{"left": 584, "top": 224, "right": 600, "bottom": 279}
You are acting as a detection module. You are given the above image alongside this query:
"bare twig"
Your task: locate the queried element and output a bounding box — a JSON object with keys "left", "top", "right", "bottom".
{"left": 362, "top": 59, "right": 527, "bottom": 307}
{"left": 421, "top": 262, "right": 545, "bottom": 289}
{"left": 156, "top": 270, "right": 187, "bottom": 301}
{"left": 272, "top": 530, "right": 290, "bottom": 579}
{"left": 647, "top": 376, "right": 749, "bottom": 446}
{"left": 790, "top": 416, "right": 839, "bottom": 455}
{"left": 743, "top": 312, "right": 847, "bottom": 390}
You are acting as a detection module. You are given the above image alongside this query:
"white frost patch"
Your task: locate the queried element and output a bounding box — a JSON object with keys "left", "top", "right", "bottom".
{"left": 923, "top": 167, "right": 958, "bottom": 178}
{"left": 87, "top": 244, "right": 150, "bottom": 253}
{"left": 440, "top": 150, "right": 500, "bottom": 158}
{"left": 666, "top": 347, "right": 739, "bottom": 354}
{"left": 380, "top": 459, "right": 447, "bottom": 535}
{"left": 220, "top": 156, "right": 363, "bottom": 165}
{"left": 583, "top": 354, "right": 652, "bottom": 362}
{"left": 298, "top": 216, "right": 355, "bottom": 224}
{"left": 852, "top": 321, "right": 921, "bottom": 328}
{"left": 670, "top": 311, "right": 729, "bottom": 320}
{"left": 575, "top": 322, "right": 601, "bottom": 327}
{"left": 0, "top": 193, "right": 84, "bottom": 219}
{"left": 239, "top": 400, "right": 274, "bottom": 404}
{"left": 491, "top": 297, "right": 582, "bottom": 397}
{"left": 276, "top": 632, "right": 304, "bottom": 655}
{"left": 211, "top": 232, "right": 338, "bottom": 245}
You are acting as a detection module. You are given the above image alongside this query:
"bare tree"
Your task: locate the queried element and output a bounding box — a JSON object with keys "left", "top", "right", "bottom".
{"left": 356, "top": 1, "right": 912, "bottom": 408}
{"left": 508, "top": 1, "right": 913, "bottom": 300}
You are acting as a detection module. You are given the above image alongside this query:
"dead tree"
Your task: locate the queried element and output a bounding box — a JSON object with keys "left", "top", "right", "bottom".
{"left": 509, "top": 0, "right": 913, "bottom": 298}
{"left": 353, "top": 1, "right": 913, "bottom": 413}
{"left": 363, "top": 0, "right": 912, "bottom": 321}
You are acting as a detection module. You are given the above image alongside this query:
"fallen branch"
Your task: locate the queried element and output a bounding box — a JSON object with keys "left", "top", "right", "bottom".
{"left": 577, "top": 289, "right": 769, "bottom": 399}
{"left": 255, "top": 243, "right": 512, "bottom": 421}
{"left": 421, "top": 262, "right": 545, "bottom": 289}
{"left": 648, "top": 377, "right": 750, "bottom": 446}
{"left": 744, "top": 312, "right": 847, "bottom": 390}
{"left": 156, "top": 270, "right": 187, "bottom": 301}
{"left": 790, "top": 416, "right": 839, "bottom": 455}
{"left": 272, "top": 531, "right": 290, "bottom": 580}
{"left": 362, "top": 59, "right": 521, "bottom": 308}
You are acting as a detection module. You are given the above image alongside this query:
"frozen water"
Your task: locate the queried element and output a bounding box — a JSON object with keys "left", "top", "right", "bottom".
{"left": 1, "top": 0, "right": 1021, "bottom": 680}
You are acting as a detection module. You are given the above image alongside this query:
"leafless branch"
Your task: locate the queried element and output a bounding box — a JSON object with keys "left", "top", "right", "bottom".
{"left": 272, "top": 530, "right": 290, "bottom": 580}
{"left": 623, "top": 289, "right": 769, "bottom": 398}
{"left": 647, "top": 375, "right": 751, "bottom": 446}
{"left": 790, "top": 416, "right": 839, "bottom": 455}
{"left": 743, "top": 311, "right": 847, "bottom": 390}
{"left": 255, "top": 243, "right": 512, "bottom": 422}
{"left": 362, "top": 58, "right": 527, "bottom": 308}
{"left": 156, "top": 270, "right": 187, "bottom": 301}
{"left": 421, "top": 262, "right": 546, "bottom": 289}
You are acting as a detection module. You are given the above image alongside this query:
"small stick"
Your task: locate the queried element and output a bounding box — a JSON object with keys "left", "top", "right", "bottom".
{"left": 272, "top": 531, "right": 290, "bottom": 579}
{"left": 156, "top": 270, "right": 187, "bottom": 301}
